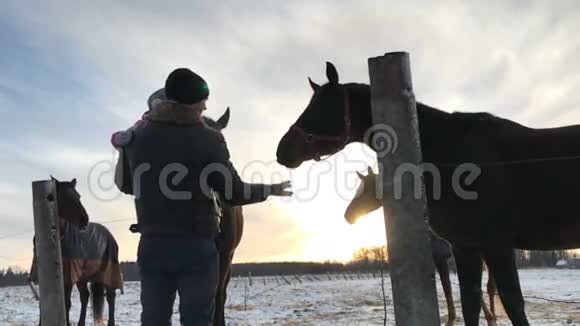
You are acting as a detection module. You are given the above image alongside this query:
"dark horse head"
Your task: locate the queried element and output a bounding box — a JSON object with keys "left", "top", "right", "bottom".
{"left": 51, "top": 176, "right": 89, "bottom": 228}
{"left": 276, "top": 62, "right": 371, "bottom": 168}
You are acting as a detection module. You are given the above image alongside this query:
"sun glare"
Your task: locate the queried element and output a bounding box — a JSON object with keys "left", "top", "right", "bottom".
{"left": 286, "top": 195, "right": 386, "bottom": 263}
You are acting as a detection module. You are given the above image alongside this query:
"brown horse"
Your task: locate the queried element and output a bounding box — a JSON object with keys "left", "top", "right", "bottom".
{"left": 30, "top": 177, "right": 122, "bottom": 326}
{"left": 203, "top": 109, "right": 245, "bottom": 326}
{"left": 345, "top": 166, "right": 497, "bottom": 326}
{"left": 276, "top": 62, "right": 580, "bottom": 326}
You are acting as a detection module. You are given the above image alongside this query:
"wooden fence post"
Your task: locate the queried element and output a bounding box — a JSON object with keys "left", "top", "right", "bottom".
{"left": 32, "top": 180, "right": 66, "bottom": 326}
{"left": 368, "top": 52, "right": 440, "bottom": 326}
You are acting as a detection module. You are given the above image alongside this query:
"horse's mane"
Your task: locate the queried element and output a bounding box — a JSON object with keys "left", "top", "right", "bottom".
{"left": 345, "top": 83, "right": 371, "bottom": 95}
{"left": 345, "top": 82, "right": 526, "bottom": 133}
{"left": 449, "top": 110, "right": 526, "bottom": 130}
{"left": 450, "top": 111, "right": 498, "bottom": 121}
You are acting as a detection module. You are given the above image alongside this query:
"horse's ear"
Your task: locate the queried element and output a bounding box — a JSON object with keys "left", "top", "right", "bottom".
{"left": 308, "top": 77, "right": 320, "bottom": 91}
{"left": 326, "top": 62, "right": 339, "bottom": 85}
{"left": 71, "top": 178, "right": 77, "bottom": 187}
{"left": 367, "top": 166, "right": 374, "bottom": 175}
{"left": 356, "top": 171, "right": 364, "bottom": 180}
{"left": 50, "top": 175, "right": 58, "bottom": 182}
{"left": 216, "top": 107, "right": 230, "bottom": 130}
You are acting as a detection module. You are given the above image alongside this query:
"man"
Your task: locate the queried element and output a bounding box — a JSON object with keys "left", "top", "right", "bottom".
{"left": 114, "top": 68, "right": 292, "bottom": 326}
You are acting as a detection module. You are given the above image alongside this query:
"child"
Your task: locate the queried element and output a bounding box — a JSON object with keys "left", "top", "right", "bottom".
{"left": 111, "top": 88, "right": 165, "bottom": 193}
{"left": 110, "top": 88, "right": 164, "bottom": 149}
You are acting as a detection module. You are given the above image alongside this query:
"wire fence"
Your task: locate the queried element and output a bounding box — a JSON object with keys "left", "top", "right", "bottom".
{"left": 2, "top": 214, "right": 579, "bottom": 324}
{"left": 0, "top": 217, "right": 136, "bottom": 264}
{"left": 233, "top": 271, "right": 580, "bottom": 309}
{"left": 439, "top": 276, "right": 580, "bottom": 306}
{"left": 2, "top": 270, "right": 580, "bottom": 325}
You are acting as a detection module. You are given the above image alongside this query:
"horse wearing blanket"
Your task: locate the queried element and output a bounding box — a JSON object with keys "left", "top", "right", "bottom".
{"left": 30, "top": 177, "right": 123, "bottom": 326}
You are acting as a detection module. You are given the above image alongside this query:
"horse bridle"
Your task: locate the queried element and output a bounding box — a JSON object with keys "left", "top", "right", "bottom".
{"left": 289, "top": 87, "right": 352, "bottom": 161}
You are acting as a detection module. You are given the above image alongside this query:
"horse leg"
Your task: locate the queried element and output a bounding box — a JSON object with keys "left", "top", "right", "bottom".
{"left": 483, "top": 246, "right": 529, "bottom": 326}
{"left": 487, "top": 272, "right": 497, "bottom": 317}
{"left": 452, "top": 246, "right": 483, "bottom": 326}
{"left": 214, "top": 252, "right": 230, "bottom": 326}
{"left": 77, "top": 281, "right": 90, "bottom": 326}
{"left": 480, "top": 292, "right": 496, "bottom": 326}
{"left": 64, "top": 284, "right": 73, "bottom": 326}
{"left": 434, "top": 256, "right": 455, "bottom": 326}
{"left": 221, "top": 257, "right": 234, "bottom": 324}
{"left": 480, "top": 271, "right": 497, "bottom": 326}
{"left": 105, "top": 286, "right": 116, "bottom": 326}
{"left": 90, "top": 282, "right": 106, "bottom": 326}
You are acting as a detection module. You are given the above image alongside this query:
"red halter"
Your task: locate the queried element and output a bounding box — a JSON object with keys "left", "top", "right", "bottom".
{"left": 289, "top": 88, "right": 352, "bottom": 161}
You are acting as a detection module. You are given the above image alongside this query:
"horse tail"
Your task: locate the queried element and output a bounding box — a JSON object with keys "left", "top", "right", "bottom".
{"left": 90, "top": 282, "right": 105, "bottom": 323}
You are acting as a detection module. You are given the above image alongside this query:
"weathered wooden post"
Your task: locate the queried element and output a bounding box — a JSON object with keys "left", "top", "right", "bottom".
{"left": 32, "top": 180, "right": 66, "bottom": 325}
{"left": 368, "top": 52, "right": 440, "bottom": 325}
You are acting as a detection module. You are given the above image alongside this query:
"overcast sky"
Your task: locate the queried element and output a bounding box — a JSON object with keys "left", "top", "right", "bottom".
{"left": 1, "top": 0, "right": 579, "bottom": 269}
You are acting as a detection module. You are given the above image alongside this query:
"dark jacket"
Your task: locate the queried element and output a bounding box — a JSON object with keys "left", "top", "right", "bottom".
{"left": 116, "top": 101, "right": 270, "bottom": 238}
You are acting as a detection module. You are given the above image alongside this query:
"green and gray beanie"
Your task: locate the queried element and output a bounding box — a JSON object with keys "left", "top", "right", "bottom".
{"left": 164, "top": 68, "right": 209, "bottom": 105}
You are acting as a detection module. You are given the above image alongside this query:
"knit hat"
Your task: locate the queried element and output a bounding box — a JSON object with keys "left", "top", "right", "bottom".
{"left": 165, "top": 68, "right": 209, "bottom": 105}
{"left": 147, "top": 88, "right": 166, "bottom": 110}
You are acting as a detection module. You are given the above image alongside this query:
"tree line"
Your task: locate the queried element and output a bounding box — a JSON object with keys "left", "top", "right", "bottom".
{"left": 514, "top": 249, "right": 577, "bottom": 268}
{"left": 0, "top": 267, "right": 29, "bottom": 287}
{"left": 348, "top": 246, "right": 579, "bottom": 270}
{"left": 1, "top": 247, "right": 577, "bottom": 287}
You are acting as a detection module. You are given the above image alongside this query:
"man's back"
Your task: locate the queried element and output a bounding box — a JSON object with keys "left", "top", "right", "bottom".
{"left": 115, "top": 68, "right": 291, "bottom": 326}
{"left": 126, "top": 100, "right": 224, "bottom": 238}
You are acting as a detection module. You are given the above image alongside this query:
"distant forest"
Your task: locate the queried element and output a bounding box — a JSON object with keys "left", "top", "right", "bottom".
{"left": 1, "top": 247, "right": 577, "bottom": 287}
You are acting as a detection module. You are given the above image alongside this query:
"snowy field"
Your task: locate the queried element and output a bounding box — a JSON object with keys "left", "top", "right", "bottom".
{"left": 1, "top": 269, "right": 579, "bottom": 325}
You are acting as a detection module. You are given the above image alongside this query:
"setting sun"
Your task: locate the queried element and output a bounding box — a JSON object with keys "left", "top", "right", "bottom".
{"left": 279, "top": 145, "right": 387, "bottom": 263}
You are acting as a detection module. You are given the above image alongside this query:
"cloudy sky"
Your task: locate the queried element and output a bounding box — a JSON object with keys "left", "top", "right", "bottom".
{"left": 1, "top": 0, "right": 579, "bottom": 269}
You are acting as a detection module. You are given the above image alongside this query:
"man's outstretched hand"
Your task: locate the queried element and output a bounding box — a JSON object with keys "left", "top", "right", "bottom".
{"left": 270, "top": 180, "right": 292, "bottom": 196}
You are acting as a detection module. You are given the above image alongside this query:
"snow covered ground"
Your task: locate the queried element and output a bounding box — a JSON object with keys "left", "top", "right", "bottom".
{"left": 1, "top": 268, "right": 579, "bottom": 325}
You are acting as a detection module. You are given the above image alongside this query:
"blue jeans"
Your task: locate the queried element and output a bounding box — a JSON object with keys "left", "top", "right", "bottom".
{"left": 138, "top": 235, "right": 219, "bottom": 326}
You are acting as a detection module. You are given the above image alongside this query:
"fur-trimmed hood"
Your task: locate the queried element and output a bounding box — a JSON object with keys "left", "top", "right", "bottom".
{"left": 146, "top": 100, "right": 203, "bottom": 125}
